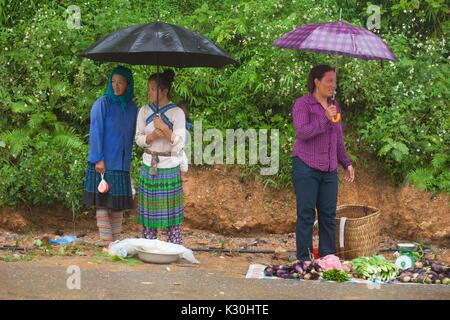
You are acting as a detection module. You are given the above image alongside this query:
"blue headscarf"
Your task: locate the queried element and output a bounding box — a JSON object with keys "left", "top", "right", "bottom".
{"left": 105, "top": 66, "right": 134, "bottom": 112}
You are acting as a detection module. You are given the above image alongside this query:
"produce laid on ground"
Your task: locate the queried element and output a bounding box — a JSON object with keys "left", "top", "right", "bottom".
{"left": 396, "top": 259, "right": 450, "bottom": 284}
{"left": 351, "top": 255, "right": 399, "bottom": 282}
{"left": 264, "top": 254, "right": 450, "bottom": 285}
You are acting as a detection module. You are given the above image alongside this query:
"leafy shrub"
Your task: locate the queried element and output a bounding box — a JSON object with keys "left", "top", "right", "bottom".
{"left": 0, "top": 0, "right": 448, "bottom": 211}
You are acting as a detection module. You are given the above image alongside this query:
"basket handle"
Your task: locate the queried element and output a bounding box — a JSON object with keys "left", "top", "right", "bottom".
{"left": 339, "top": 217, "right": 347, "bottom": 249}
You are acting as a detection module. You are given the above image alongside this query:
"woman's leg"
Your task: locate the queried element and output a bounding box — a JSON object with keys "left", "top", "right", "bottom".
{"left": 96, "top": 207, "right": 113, "bottom": 246}
{"left": 167, "top": 224, "right": 183, "bottom": 244}
{"left": 142, "top": 227, "right": 158, "bottom": 239}
{"left": 316, "top": 170, "right": 338, "bottom": 257}
{"left": 292, "top": 157, "right": 320, "bottom": 260}
{"left": 110, "top": 210, "right": 124, "bottom": 241}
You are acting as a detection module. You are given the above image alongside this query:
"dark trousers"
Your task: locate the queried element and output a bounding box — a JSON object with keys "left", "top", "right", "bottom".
{"left": 292, "top": 156, "right": 338, "bottom": 260}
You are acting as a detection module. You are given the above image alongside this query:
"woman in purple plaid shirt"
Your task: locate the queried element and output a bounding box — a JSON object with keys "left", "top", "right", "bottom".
{"left": 292, "top": 64, "right": 355, "bottom": 261}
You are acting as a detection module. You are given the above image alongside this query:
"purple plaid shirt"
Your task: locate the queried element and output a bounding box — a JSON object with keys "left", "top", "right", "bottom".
{"left": 292, "top": 93, "right": 351, "bottom": 172}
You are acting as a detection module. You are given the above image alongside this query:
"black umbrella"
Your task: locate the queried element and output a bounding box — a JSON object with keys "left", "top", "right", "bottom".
{"left": 80, "top": 20, "right": 236, "bottom": 109}
{"left": 80, "top": 21, "right": 236, "bottom": 67}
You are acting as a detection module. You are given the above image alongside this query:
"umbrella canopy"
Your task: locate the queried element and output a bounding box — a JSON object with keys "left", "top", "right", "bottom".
{"left": 273, "top": 21, "right": 396, "bottom": 61}
{"left": 79, "top": 21, "right": 237, "bottom": 67}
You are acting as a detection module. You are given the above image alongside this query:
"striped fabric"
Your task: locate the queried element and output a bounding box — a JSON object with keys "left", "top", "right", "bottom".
{"left": 96, "top": 209, "right": 124, "bottom": 246}
{"left": 83, "top": 164, "right": 133, "bottom": 210}
{"left": 138, "top": 164, "right": 184, "bottom": 228}
{"left": 273, "top": 21, "right": 396, "bottom": 61}
{"left": 96, "top": 209, "right": 112, "bottom": 245}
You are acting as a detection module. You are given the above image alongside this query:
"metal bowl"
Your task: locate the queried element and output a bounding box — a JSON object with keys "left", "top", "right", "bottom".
{"left": 136, "top": 248, "right": 180, "bottom": 264}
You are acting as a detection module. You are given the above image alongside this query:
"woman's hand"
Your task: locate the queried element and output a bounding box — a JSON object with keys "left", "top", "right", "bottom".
{"left": 153, "top": 115, "right": 169, "bottom": 131}
{"left": 146, "top": 129, "right": 164, "bottom": 144}
{"left": 344, "top": 165, "right": 355, "bottom": 183}
{"left": 325, "top": 105, "right": 337, "bottom": 121}
{"left": 153, "top": 116, "right": 173, "bottom": 142}
{"left": 95, "top": 160, "right": 106, "bottom": 174}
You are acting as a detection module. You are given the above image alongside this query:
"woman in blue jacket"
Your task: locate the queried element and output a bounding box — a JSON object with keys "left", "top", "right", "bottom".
{"left": 83, "top": 66, "right": 138, "bottom": 248}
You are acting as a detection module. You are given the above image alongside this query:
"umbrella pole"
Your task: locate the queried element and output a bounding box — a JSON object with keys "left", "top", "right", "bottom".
{"left": 156, "top": 53, "right": 159, "bottom": 113}
{"left": 333, "top": 53, "right": 338, "bottom": 100}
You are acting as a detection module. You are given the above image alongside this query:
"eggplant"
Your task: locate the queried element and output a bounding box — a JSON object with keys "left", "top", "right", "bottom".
{"left": 417, "top": 275, "right": 425, "bottom": 283}
{"left": 298, "top": 273, "right": 304, "bottom": 280}
{"left": 280, "top": 273, "right": 293, "bottom": 279}
{"left": 402, "top": 271, "right": 413, "bottom": 277}
{"left": 431, "top": 263, "right": 444, "bottom": 273}
{"left": 264, "top": 266, "right": 274, "bottom": 276}
{"left": 293, "top": 264, "right": 303, "bottom": 273}
{"left": 272, "top": 265, "right": 280, "bottom": 272}
{"left": 309, "top": 273, "right": 320, "bottom": 280}
{"left": 312, "top": 262, "right": 322, "bottom": 272}
{"left": 276, "top": 269, "right": 288, "bottom": 277}
{"left": 423, "top": 259, "right": 434, "bottom": 267}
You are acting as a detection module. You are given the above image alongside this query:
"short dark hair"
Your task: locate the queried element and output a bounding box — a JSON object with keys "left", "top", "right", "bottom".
{"left": 148, "top": 69, "right": 175, "bottom": 94}
{"left": 307, "top": 64, "right": 335, "bottom": 93}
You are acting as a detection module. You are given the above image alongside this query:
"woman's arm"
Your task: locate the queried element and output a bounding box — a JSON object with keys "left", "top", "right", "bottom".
{"left": 153, "top": 110, "right": 186, "bottom": 153}
{"left": 135, "top": 107, "right": 154, "bottom": 148}
{"left": 292, "top": 98, "right": 332, "bottom": 141}
{"left": 89, "top": 99, "right": 106, "bottom": 163}
{"left": 335, "top": 103, "right": 352, "bottom": 169}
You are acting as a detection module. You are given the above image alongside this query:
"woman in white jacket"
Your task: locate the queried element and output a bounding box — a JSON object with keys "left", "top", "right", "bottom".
{"left": 135, "top": 69, "right": 186, "bottom": 244}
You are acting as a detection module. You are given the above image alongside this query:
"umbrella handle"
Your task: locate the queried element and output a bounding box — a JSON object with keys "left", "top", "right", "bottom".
{"left": 331, "top": 113, "right": 341, "bottom": 123}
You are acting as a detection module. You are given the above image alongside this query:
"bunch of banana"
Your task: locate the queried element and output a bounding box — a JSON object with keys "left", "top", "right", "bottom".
{"left": 351, "top": 255, "right": 399, "bottom": 282}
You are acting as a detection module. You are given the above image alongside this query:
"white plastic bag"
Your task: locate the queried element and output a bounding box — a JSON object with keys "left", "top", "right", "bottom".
{"left": 108, "top": 238, "right": 199, "bottom": 264}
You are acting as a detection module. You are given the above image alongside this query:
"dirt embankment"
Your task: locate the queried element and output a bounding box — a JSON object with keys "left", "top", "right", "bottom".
{"left": 182, "top": 164, "right": 450, "bottom": 246}
{"left": 1, "top": 162, "right": 449, "bottom": 246}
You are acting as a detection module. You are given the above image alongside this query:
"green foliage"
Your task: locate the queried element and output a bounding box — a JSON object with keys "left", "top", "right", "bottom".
{"left": 0, "top": 0, "right": 448, "bottom": 212}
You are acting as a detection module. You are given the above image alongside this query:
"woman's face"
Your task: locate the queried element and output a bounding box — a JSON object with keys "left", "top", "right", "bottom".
{"left": 314, "top": 70, "right": 336, "bottom": 98}
{"left": 148, "top": 80, "right": 168, "bottom": 103}
{"left": 112, "top": 74, "right": 127, "bottom": 96}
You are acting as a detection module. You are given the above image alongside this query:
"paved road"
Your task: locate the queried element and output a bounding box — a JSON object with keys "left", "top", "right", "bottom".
{"left": 1, "top": 259, "right": 449, "bottom": 300}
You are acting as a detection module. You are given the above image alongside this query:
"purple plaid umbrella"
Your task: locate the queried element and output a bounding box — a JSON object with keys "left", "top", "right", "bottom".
{"left": 273, "top": 21, "right": 396, "bottom": 61}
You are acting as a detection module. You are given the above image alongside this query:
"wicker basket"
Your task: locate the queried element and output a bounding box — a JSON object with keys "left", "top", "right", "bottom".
{"left": 335, "top": 204, "right": 381, "bottom": 260}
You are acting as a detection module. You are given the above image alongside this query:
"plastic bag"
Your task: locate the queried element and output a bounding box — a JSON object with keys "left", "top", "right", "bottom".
{"left": 108, "top": 238, "right": 199, "bottom": 264}
{"left": 130, "top": 177, "right": 136, "bottom": 199}
{"left": 317, "top": 254, "right": 345, "bottom": 271}
{"left": 98, "top": 173, "right": 109, "bottom": 193}
{"left": 49, "top": 235, "right": 77, "bottom": 245}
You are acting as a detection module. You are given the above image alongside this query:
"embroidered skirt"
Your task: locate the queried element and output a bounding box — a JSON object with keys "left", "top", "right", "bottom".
{"left": 83, "top": 164, "right": 133, "bottom": 210}
{"left": 138, "top": 163, "right": 184, "bottom": 228}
